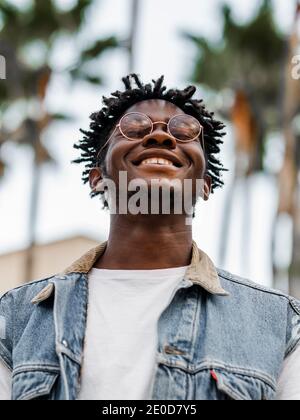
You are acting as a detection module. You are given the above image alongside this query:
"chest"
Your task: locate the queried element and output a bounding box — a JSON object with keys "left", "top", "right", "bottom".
{"left": 11, "top": 284, "right": 285, "bottom": 400}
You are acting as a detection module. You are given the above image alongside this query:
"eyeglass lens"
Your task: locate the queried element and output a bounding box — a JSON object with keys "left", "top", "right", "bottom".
{"left": 120, "top": 112, "right": 201, "bottom": 142}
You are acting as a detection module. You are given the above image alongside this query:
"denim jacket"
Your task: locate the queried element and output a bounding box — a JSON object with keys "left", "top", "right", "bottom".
{"left": 1, "top": 240, "right": 300, "bottom": 400}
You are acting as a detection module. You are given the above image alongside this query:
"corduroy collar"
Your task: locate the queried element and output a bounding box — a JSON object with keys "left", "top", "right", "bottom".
{"left": 59, "top": 240, "right": 229, "bottom": 296}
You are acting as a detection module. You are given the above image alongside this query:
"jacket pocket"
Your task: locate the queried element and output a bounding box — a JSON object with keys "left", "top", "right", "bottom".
{"left": 12, "top": 369, "right": 59, "bottom": 400}
{"left": 212, "top": 369, "right": 276, "bottom": 400}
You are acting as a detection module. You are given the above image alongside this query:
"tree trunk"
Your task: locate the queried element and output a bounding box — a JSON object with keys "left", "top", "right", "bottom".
{"left": 218, "top": 176, "right": 236, "bottom": 267}
{"left": 128, "top": 0, "right": 140, "bottom": 73}
{"left": 289, "top": 185, "right": 300, "bottom": 298}
{"left": 23, "top": 136, "right": 41, "bottom": 282}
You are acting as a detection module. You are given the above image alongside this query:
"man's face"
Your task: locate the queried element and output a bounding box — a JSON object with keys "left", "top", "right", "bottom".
{"left": 90, "top": 99, "right": 211, "bottom": 210}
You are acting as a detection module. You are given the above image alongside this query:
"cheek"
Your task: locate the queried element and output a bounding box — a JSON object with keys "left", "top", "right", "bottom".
{"left": 185, "top": 145, "right": 206, "bottom": 176}
{"left": 104, "top": 143, "right": 124, "bottom": 174}
{"left": 104, "top": 151, "right": 117, "bottom": 175}
{"left": 104, "top": 140, "right": 135, "bottom": 176}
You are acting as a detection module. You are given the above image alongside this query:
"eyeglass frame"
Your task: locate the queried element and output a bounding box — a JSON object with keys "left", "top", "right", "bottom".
{"left": 96, "top": 111, "right": 205, "bottom": 160}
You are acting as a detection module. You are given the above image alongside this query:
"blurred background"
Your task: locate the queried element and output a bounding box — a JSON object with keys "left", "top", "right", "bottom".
{"left": 0, "top": 0, "right": 300, "bottom": 297}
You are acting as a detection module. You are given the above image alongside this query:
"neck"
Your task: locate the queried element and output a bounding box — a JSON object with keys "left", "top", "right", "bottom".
{"left": 94, "top": 213, "right": 193, "bottom": 269}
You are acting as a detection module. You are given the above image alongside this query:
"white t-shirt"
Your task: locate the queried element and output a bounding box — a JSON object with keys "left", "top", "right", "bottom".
{"left": 0, "top": 266, "right": 300, "bottom": 400}
{"left": 78, "top": 266, "right": 188, "bottom": 400}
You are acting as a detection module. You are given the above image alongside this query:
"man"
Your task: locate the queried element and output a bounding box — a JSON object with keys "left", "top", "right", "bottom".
{"left": 0, "top": 74, "right": 300, "bottom": 400}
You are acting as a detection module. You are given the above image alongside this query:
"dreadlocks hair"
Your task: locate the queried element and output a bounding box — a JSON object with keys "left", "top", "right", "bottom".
{"left": 72, "top": 73, "right": 227, "bottom": 202}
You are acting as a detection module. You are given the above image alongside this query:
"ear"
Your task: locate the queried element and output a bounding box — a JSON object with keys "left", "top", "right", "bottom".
{"left": 203, "top": 174, "right": 212, "bottom": 201}
{"left": 89, "top": 167, "right": 104, "bottom": 192}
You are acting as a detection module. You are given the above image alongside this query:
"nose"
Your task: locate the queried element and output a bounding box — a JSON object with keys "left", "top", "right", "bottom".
{"left": 142, "top": 128, "right": 177, "bottom": 149}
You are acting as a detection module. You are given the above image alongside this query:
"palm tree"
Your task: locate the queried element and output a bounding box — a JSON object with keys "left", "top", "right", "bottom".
{"left": 0, "top": 0, "right": 119, "bottom": 281}
{"left": 128, "top": 0, "right": 140, "bottom": 73}
{"left": 184, "top": 0, "right": 286, "bottom": 274}
{"left": 279, "top": 3, "right": 300, "bottom": 297}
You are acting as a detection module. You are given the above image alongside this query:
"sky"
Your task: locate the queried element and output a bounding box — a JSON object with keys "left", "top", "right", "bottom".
{"left": 0, "top": 0, "right": 297, "bottom": 286}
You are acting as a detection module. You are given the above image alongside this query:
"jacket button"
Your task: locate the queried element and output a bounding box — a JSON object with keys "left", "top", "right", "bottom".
{"left": 62, "top": 340, "right": 68, "bottom": 348}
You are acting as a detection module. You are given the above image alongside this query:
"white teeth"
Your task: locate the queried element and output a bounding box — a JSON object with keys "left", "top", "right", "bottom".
{"left": 140, "top": 158, "right": 174, "bottom": 166}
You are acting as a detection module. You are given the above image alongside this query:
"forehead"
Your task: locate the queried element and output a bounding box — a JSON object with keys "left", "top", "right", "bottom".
{"left": 124, "top": 99, "right": 185, "bottom": 121}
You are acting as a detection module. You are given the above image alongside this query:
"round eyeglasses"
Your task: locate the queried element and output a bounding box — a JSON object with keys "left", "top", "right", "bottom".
{"left": 96, "top": 111, "right": 205, "bottom": 159}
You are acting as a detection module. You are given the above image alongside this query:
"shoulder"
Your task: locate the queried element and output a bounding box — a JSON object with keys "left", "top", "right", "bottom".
{"left": 216, "top": 268, "right": 300, "bottom": 357}
{"left": 0, "top": 275, "right": 58, "bottom": 370}
{"left": 217, "top": 267, "right": 300, "bottom": 314}
{"left": 0, "top": 274, "right": 57, "bottom": 320}
{"left": 0, "top": 276, "right": 57, "bottom": 336}
{"left": 0, "top": 275, "right": 56, "bottom": 306}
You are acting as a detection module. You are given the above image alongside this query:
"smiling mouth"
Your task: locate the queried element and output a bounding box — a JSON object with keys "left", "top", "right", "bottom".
{"left": 133, "top": 157, "right": 182, "bottom": 168}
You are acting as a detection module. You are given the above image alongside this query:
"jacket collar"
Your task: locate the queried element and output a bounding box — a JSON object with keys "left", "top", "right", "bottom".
{"left": 59, "top": 240, "right": 229, "bottom": 297}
